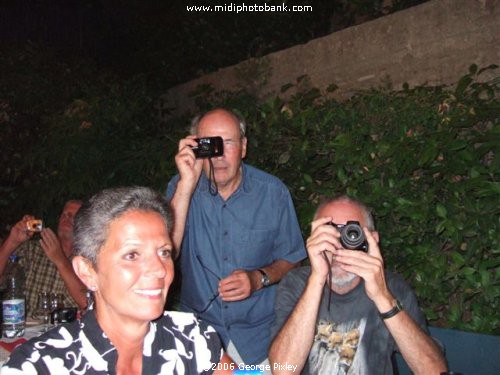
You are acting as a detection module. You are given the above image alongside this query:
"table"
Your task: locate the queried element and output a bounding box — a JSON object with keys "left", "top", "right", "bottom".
{"left": 0, "top": 320, "right": 44, "bottom": 366}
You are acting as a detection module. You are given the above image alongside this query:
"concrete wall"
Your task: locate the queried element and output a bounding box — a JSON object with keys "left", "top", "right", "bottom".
{"left": 159, "top": 0, "right": 499, "bottom": 118}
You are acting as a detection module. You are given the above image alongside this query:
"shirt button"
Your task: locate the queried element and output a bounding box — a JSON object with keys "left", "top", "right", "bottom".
{"left": 224, "top": 305, "right": 228, "bottom": 309}
{"left": 223, "top": 231, "right": 228, "bottom": 236}
{"left": 224, "top": 257, "right": 228, "bottom": 261}
{"left": 223, "top": 204, "right": 227, "bottom": 208}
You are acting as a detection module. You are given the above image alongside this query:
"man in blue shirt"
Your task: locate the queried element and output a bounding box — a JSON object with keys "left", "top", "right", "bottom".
{"left": 167, "top": 108, "right": 306, "bottom": 368}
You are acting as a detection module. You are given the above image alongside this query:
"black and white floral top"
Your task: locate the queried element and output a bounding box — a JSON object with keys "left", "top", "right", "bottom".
{"left": 1, "top": 310, "right": 223, "bottom": 374}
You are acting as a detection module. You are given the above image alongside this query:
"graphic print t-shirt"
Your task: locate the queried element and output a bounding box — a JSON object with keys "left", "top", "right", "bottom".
{"left": 272, "top": 267, "right": 428, "bottom": 375}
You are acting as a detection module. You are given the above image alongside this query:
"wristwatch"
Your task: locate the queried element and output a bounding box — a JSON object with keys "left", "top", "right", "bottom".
{"left": 257, "top": 269, "right": 270, "bottom": 287}
{"left": 379, "top": 299, "right": 403, "bottom": 320}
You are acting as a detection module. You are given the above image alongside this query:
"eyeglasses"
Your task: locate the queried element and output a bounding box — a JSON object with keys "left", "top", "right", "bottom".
{"left": 182, "top": 255, "right": 221, "bottom": 314}
{"left": 223, "top": 140, "right": 240, "bottom": 149}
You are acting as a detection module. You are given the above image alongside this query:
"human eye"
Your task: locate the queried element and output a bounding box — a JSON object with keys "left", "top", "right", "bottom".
{"left": 124, "top": 251, "right": 139, "bottom": 261}
{"left": 158, "top": 248, "right": 172, "bottom": 258}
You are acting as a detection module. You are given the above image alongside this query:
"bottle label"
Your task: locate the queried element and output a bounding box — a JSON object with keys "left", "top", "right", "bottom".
{"left": 2, "top": 299, "right": 25, "bottom": 324}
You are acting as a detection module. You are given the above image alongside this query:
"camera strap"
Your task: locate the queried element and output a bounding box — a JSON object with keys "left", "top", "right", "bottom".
{"left": 208, "top": 158, "right": 218, "bottom": 196}
{"left": 322, "top": 252, "right": 333, "bottom": 311}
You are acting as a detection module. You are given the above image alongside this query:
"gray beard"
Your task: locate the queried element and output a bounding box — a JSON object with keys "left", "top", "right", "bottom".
{"left": 330, "top": 271, "right": 357, "bottom": 288}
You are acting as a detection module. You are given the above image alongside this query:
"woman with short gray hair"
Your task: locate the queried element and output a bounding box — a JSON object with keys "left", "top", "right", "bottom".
{"left": 3, "top": 186, "right": 234, "bottom": 374}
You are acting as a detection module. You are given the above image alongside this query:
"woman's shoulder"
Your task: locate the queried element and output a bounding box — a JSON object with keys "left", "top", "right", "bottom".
{"left": 2, "top": 321, "right": 82, "bottom": 372}
{"left": 162, "top": 310, "right": 198, "bottom": 322}
{"left": 150, "top": 311, "right": 222, "bottom": 354}
{"left": 144, "top": 312, "right": 223, "bottom": 373}
{"left": 157, "top": 311, "right": 217, "bottom": 334}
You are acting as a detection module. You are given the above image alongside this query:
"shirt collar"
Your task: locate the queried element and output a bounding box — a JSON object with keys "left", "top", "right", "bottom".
{"left": 80, "top": 310, "right": 118, "bottom": 371}
{"left": 199, "top": 162, "right": 251, "bottom": 196}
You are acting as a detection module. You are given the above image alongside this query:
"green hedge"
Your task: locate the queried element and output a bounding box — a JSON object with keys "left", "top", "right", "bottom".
{"left": 1, "top": 52, "right": 498, "bottom": 334}
{"left": 238, "top": 66, "right": 499, "bottom": 334}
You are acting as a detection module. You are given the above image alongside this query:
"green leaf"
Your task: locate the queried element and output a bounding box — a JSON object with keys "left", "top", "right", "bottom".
{"left": 278, "top": 151, "right": 290, "bottom": 164}
{"left": 480, "top": 270, "right": 491, "bottom": 287}
{"left": 449, "top": 304, "right": 461, "bottom": 322}
{"left": 450, "top": 140, "right": 468, "bottom": 151}
{"left": 280, "top": 83, "right": 294, "bottom": 93}
{"left": 462, "top": 267, "right": 476, "bottom": 276}
{"left": 436, "top": 204, "right": 447, "bottom": 218}
{"left": 435, "top": 220, "right": 446, "bottom": 235}
{"left": 326, "top": 84, "right": 338, "bottom": 93}
{"left": 477, "top": 64, "right": 498, "bottom": 75}
{"left": 450, "top": 251, "right": 465, "bottom": 266}
{"left": 455, "top": 75, "right": 473, "bottom": 97}
{"left": 337, "top": 168, "right": 348, "bottom": 185}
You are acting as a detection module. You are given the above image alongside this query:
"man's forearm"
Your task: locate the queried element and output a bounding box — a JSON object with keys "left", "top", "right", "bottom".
{"left": 384, "top": 311, "right": 447, "bottom": 374}
{"left": 258, "top": 259, "right": 298, "bottom": 286}
{"left": 269, "top": 274, "right": 324, "bottom": 373}
{"left": 53, "top": 257, "right": 88, "bottom": 309}
{"left": 169, "top": 181, "right": 195, "bottom": 258}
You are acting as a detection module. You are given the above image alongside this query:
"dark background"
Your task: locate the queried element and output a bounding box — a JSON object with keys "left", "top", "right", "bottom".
{"left": 0, "top": 0, "right": 429, "bottom": 229}
{"left": 0, "top": 0, "right": 427, "bottom": 87}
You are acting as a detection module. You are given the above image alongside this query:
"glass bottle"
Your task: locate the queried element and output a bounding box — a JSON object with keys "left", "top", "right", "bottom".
{"left": 2, "top": 255, "right": 25, "bottom": 338}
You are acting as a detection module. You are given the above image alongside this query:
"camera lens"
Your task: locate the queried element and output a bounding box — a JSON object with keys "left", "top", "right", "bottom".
{"left": 347, "top": 229, "right": 359, "bottom": 240}
{"left": 340, "top": 222, "right": 366, "bottom": 250}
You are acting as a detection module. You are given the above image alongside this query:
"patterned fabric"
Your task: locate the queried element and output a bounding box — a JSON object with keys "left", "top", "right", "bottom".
{"left": 272, "top": 267, "right": 429, "bottom": 375}
{"left": 14, "top": 241, "right": 76, "bottom": 315}
{"left": 167, "top": 163, "right": 307, "bottom": 365}
{"left": 2, "top": 310, "right": 223, "bottom": 374}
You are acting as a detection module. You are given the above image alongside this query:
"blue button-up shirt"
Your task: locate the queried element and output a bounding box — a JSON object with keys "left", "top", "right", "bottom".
{"left": 167, "top": 163, "right": 306, "bottom": 365}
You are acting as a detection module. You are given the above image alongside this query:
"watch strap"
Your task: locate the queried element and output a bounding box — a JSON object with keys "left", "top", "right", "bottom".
{"left": 379, "top": 299, "right": 403, "bottom": 320}
{"left": 257, "top": 269, "right": 270, "bottom": 287}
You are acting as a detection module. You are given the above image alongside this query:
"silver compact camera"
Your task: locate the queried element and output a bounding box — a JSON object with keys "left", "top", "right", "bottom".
{"left": 26, "top": 219, "right": 43, "bottom": 232}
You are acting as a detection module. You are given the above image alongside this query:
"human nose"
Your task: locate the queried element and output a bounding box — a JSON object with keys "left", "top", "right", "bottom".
{"left": 145, "top": 254, "right": 168, "bottom": 278}
{"left": 61, "top": 212, "right": 72, "bottom": 221}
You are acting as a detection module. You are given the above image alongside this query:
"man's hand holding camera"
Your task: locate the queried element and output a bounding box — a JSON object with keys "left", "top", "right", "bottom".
{"left": 175, "top": 136, "right": 204, "bottom": 194}
{"left": 308, "top": 217, "right": 393, "bottom": 309}
{"left": 306, "top": 216, "right": 341, "bottom": 284}
{"left": 332, "top": 226, "right": 394, "bottom": 311}
{"left": 171, "top": 136, "right": 226, "bottom": 259}
{"left": 0, "top": 216, "right": 38, "bottom": 273}
{"left": 7, "top": 215, "right": 37, "bottom": 248}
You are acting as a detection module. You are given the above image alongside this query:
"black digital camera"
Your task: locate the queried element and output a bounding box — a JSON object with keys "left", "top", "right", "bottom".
{"left": 330, "top": 221, "right": 367, "bottom": 251}
{"left": 192, "top": 136, "right": 224, "bottom": 158}
{"left": 51, "top": 307, "right": 77, "bottom": 324}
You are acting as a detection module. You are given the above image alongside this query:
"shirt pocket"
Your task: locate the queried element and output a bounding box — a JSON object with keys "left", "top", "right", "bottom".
{"left": 233, "top": 229, "right": 274, "bottom": 268}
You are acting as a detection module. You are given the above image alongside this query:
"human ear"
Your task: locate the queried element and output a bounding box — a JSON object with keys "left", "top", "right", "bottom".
{"left": 241, "top": 137, "right": 247, "bottom": 159}
{"left": 72, "top": 256, "right": 98, "bottom": 291}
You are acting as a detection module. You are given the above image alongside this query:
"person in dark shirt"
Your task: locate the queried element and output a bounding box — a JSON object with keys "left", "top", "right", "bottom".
{"left": 269, "top": 196, "right": 447, "bottom": 374}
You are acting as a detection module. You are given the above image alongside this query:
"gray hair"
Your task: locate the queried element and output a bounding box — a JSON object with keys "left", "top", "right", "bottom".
{"left": 73, "top": 186, "right": 172, "bottom": 266}
{"left": 189, "top": 108, "right": 247, "bottom": 138}
{"left": 315, "top": 195, "right": 375, "bottom": 231}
